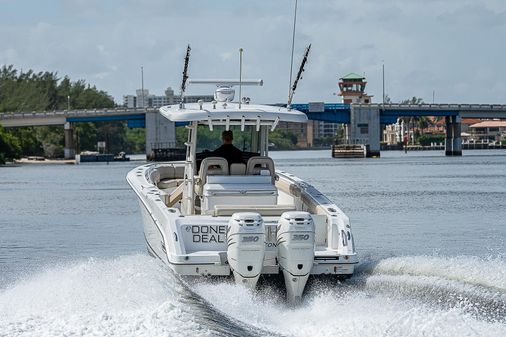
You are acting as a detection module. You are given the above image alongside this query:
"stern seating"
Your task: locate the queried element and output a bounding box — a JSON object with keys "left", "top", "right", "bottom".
{"left": 158, "top": 165, "right": 175, "bottom": 180}
{"left": 195, "top": 157, "right": 229, "bottom": 195}
{"left": 214, "top": 204, "right": 295, "bottom": 216}
{"left": 153, "top": 164, "right": 186, "bottom": 188}
{"left": 246, "top": 156, "right": 276, "bottom": 183}
{"left": 194, "top": 156, "right": 276, "bottom": 196}
{"left": 230, "top": 163, "right": 246, "bottom": 175}
{"left": 195, "top": 156, "right": 296, "bottom": 215}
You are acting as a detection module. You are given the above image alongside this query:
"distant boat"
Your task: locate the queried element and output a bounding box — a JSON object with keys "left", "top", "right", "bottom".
{"left": 114, "top": 152, "right": 130, "bottom": 161}
{"left": 75, "top": 151, "right": 130, "bottom": 163}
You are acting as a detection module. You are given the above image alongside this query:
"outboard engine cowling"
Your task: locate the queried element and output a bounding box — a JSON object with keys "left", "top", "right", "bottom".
{"left": 276, "top": 211, "right": 315, "bottom": 303}
{"left": 227, "top": 212, "right": 265, "bottom": 289}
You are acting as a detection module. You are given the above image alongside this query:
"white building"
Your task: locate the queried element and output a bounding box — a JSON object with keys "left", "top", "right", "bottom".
{"left": 313, "top": 121, "right": 341, "bottom": 138}
{"left": 123, "top": 87, "right": 213, "bottom": 108}
{"left": 469, "top": 120, "right": 506, "bottom": 142}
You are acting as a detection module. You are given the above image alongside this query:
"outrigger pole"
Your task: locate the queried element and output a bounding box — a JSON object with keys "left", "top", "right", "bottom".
{"left": 287, "top": 44, "right": 311, "bottom": 108}
{"left": 288, "top": 0, "right": 298, "bottom": 103}
{"left": 179, "top": 44, "right": 191, "bottom": 108}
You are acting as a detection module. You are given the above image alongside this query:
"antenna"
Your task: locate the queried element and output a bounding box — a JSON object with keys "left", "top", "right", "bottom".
{"left": 179, "top": 44, "right": 191, "bottom": 108}
{"left": 141, "top": 66, "right": 145, "bottom": 108}
{"left": 287, "top": 44, "right": 311, "bottom": 108}
{"left": 239, "top": 48, "right": 243, "bottom": 109}
{"left": 288, "top": 0, "right": 298, "bottom": 101}
{"left": 382, "top": 60, "right": 385, "bottom": 107}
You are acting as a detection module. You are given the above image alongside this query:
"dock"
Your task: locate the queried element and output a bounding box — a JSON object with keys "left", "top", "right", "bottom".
{"left": 331, "top": 144, "right": 367, "bottom": 158}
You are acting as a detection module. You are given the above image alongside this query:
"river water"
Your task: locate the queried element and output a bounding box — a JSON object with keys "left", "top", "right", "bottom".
{"left": 1, "top": 150, "right": 505, "bottom": 336}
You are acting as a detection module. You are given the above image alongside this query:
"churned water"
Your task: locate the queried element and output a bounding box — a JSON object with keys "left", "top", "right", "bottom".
{"left": 1, "top": 150, "right": 505, "bottom": 336}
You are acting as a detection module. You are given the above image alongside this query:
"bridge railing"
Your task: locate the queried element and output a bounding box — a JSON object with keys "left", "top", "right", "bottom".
{"left": 354, "top": 103, "right": 506, "bottom": 111}
{"left": 0, "top": 107, "right": 160, "bottom": 120}
{"left": 2, "top": 103, "right": 506, "bottom": 122}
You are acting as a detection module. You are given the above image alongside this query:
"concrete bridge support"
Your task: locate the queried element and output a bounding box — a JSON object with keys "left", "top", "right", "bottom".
{"left": 349, "top": 105, "right": 381, "bottom": 157}
{"left": 64, "top": 122, "right": 76, "bottom": 159}
{"left": 445, "top": 115, "right": 462, "bottom": 156}
{"left": 452, "top": 115, "right": 462, "bottom": 156}
{"left": 445, "top": 116, "right": 453, "bottom": 156}
{"left": 145, "top": 110, "right": 176, "bottom": 158}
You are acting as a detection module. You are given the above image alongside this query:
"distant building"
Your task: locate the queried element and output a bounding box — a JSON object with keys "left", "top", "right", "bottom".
{"left": 276, "top": 119, "right": 341, "bottom": 148}
{"left": 276, "top": 120, "right": 312, "bottom": 148}
{"left": 382, "top": 117, "right": 492, "bottom": 146}
{"left": 313, "top": 120, "right": 341, "bottom": 139}
{"left": 123, "top": 87, "right": 214, "bottom": 108}
{"left": 469, "top": 120, "right": 506, "bottom": 142}
{"left": 383, "top": 123, "right": 402, "bottom": 145}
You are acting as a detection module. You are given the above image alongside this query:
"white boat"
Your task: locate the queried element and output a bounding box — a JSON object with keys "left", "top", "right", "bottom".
{"left": 127, "top": 80, "right": 358, "bottom": 303}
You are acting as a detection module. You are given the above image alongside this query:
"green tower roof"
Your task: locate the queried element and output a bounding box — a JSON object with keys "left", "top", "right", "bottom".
{"left": 340, "top": 73, "right": 365, "bottom": 80}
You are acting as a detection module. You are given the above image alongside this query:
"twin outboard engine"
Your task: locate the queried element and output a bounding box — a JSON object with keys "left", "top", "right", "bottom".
{"left": 277, "top": 211, "right": 315, "bottom": 304}
{"left": 227, "top": 213, "right": 265, "bottom": 289}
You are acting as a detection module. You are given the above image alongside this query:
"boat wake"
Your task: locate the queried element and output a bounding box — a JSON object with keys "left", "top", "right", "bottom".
{"left": 193, "top": 254, "right": 506, "bottom": 337}
{"left": 0, "top": 255, "right": 270, "bottom": 337}
{"left": 353, "top": 255, "right": 506, "bottom": 322}
{"left": 1, "top": 254, "right": 505, "bottom": 337}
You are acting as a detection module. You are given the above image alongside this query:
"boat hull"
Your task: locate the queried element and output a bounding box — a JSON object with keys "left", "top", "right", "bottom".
{"left": 128, "top": 162, "right": 358, "bottom": 282}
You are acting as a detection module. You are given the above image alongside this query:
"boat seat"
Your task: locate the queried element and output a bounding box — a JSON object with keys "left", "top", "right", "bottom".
{"left": 246, "top": 156, "right": 275, "bottom": 183}
{"left": 157, "top": 165, "right": 175, "bottom": 180}
{"left": 230, "top": 163, "right": 246, "bottom": 175}
{"left": 174, "top": 165, "right": 185, "bottom": 179}
{"left": 151, "top": 164, "right": 185, "bottom": 185}
{"left": 195, "top": 157, "right": 229, "bottom": 195}
{"left": 149, "top": 170, "right": 161, "bottom": 184}
{"left": 213, "top": 204, "right": 296, "bottom": 217}
{"left": 158, "top": 178, "right": 184, "bottom": 189}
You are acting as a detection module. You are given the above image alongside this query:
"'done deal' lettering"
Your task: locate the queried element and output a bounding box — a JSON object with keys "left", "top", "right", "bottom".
{"left": 191, "top": 225, "right": 226, "bottom": 243}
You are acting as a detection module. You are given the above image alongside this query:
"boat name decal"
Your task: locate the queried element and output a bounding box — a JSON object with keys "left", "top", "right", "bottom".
{"left": 190, "top": 225, "right": 226, "bottom": 243}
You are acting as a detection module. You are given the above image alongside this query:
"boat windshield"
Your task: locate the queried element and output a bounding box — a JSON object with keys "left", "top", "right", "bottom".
{"left": 193, "top": 125, "right": 266, "bottom": 169}
{"left": 195, "top": 125, "right": 255, "bottom": 153}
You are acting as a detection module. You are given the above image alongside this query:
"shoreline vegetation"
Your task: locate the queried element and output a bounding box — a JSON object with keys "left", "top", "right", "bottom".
{"left": 0, "top": 65, "right": 145, "bottom": 164}
{"left": 0, "top": 65, "right": 326, "bottom": 164}
{"left": 4, "top": 65, "right": 485, "bottom": 165}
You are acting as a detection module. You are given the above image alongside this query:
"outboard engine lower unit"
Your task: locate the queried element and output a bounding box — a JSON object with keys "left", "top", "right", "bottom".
{"left": 227, "top": 212, "right": 265, "bottom": 289}
{"left": 277, "top": 211, "right": 315, "bottom": 303}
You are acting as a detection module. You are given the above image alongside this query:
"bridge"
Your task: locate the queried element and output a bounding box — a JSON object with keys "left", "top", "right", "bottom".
{"left": 292, "top": 102, "right": 506, "bottom": 156}
{"left": 0, "top": 107, "right": 152, "bottom": 128}
{"left": 0, "top": 107, "right": 163, "bottom": 158}
{"left": 2, "top": 103, "right": 506, "bottom": 158}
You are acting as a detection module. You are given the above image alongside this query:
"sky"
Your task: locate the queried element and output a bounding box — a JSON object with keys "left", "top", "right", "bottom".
{"left": 1, "top": 0, "right": 506, "bottom": 105}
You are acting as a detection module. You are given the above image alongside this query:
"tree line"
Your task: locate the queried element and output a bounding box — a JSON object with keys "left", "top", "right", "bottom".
{"left": 0, "top": 64, "right": 302, "bottom": 164}
{"left": 1, "top": 64, "right": 442, "bottom": 164}
{"left": 0, "top": 65, "right": 145, "bottom": 163}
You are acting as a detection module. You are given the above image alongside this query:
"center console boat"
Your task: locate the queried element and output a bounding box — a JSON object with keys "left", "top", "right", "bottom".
{"left": 127, "top": 79, "right": 358, "bottom": 303}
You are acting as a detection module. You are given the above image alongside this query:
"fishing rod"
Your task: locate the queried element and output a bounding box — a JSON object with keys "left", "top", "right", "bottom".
{"left": 287, "top": 43, "right": 311, "bottom": 108}
{"left": 179, "top": 44, "right": 191, "bottom": 108}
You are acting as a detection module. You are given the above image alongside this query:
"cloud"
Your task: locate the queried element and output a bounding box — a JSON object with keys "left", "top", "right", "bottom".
{"left": 220, "top": 52, "right": 233, "bottom": 62}
{"left": 0, "top": 48, "right": 18, "bottom": 64}
{"left": 0, "top": 0, "right": 505, "bottom": 104}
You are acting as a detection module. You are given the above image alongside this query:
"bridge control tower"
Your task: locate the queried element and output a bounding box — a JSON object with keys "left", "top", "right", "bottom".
{"left": 338, "top": 73, "right": 372, "bottom": 104}
{"left": 336, "top": 73, "right": 380, "bottom": 157}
